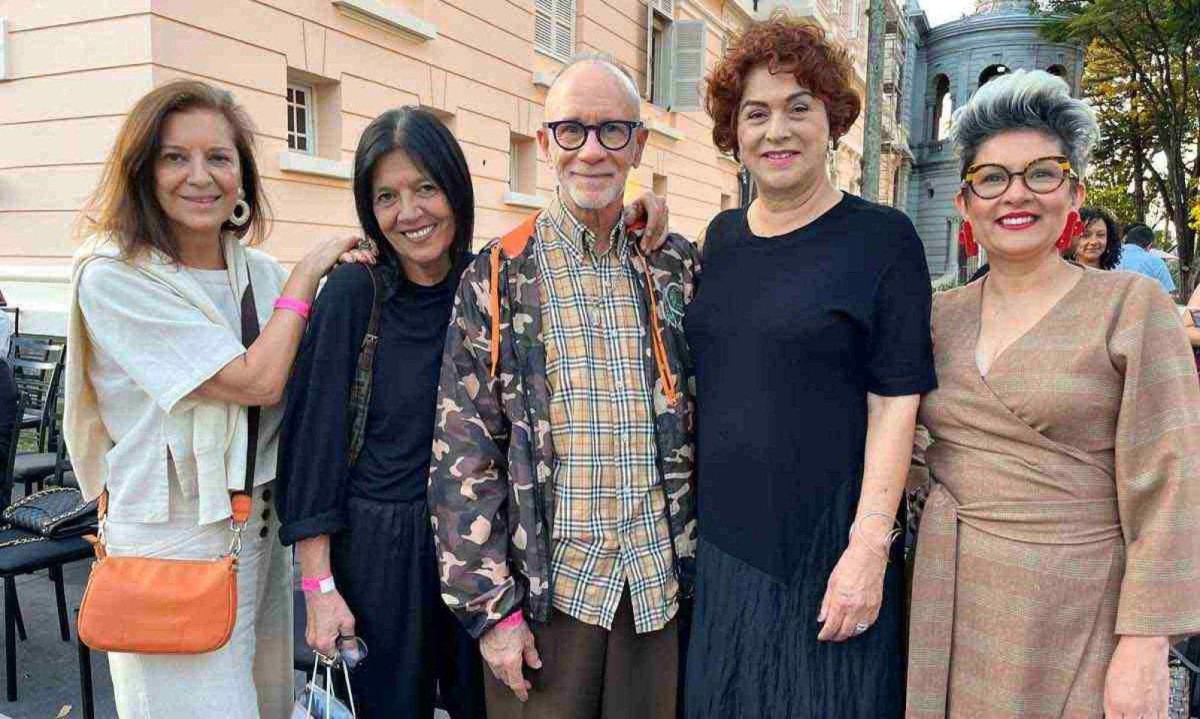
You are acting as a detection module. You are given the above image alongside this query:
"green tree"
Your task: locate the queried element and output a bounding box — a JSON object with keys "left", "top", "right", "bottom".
{"left": 1042, "top": 0, "right": 1200, "bottom": 295}
{"left": 1085, "top": 184, "right": 1139, "bottom": 228}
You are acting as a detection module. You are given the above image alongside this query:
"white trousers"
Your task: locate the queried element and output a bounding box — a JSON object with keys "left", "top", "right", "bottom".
{"left": 104, "top": 481, "right": 293, "bottom": 718}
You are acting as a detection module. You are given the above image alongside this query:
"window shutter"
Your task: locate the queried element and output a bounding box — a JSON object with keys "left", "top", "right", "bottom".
{"left": 644, "top": 1, "right": 655, "bottom": 99}
{"left": 653, "top": 0, "right": 674, "bottom": 14}
{"left": 534, "top": 0, "right": 554, "bottom": 55}
{"left": 671, "top": 20, "right": 705, "bottom": 112}
{"left": 552, "top": 0, "right": 574, "bottom": 59}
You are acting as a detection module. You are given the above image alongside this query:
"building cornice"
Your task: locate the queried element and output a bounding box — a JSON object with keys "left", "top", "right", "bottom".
{"left": 924, "top": 13, "right": 1064, "bottom": 45}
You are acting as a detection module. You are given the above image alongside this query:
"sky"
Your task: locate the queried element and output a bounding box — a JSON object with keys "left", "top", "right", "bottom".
{"left": 918, "top": 0, "right": 980, "bottom": 26}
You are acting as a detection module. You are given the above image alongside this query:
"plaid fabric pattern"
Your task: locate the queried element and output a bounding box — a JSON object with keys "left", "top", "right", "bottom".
{"left": 534, "top": 196, "right": 678, "bottom": 634}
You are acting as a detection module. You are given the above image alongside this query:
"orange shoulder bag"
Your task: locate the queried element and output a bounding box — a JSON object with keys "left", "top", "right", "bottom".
{"left": 77, "top": 274, "right": 263, "bottom": 654}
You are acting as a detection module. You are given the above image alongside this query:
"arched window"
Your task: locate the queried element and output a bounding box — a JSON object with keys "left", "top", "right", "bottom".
{"left": 978, "top": 63, "right": 1010, "bottom": 87}
{"left": 931, "top": 74, "right": 952, "bottom": 142}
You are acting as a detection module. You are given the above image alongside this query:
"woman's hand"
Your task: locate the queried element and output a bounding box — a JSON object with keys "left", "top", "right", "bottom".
{"left": 1103, "top": 635, "right": 1169, "bottom": 717}
{"left": 337, "top": 237, "right": 378, "bottom": 266}
{"left": 304, "top": 588, "right": 357, "bottom": 658}
{"left": 296, "top": 236, "right": 369, "bottom": 279}
{"left": 623, "top": 191, "right": 670, "bottom": 253}
{"left": 817, "top": 540, "right": 887, "bottom": 642}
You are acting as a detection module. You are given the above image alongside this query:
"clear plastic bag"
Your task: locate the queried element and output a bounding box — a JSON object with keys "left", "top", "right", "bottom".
{"left": 291, "top": 652, "right": 356, "bottom": 719}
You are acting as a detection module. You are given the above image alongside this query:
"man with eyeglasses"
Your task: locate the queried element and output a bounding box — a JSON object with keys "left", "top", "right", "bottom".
{"left": 429, "top": 52, "right": 698, "bottom": 718}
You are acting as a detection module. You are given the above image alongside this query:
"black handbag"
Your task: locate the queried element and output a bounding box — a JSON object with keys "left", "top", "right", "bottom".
{"left": 3, "top": 487, "right": 98, "bottom": 539}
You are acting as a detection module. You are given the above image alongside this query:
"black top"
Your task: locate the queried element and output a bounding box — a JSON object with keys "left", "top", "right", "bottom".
{"left": 276, "top": 260, "right": 458, "bottom": 545}
{"left": 684, "top": 194, "right": 937, "bottom": 581}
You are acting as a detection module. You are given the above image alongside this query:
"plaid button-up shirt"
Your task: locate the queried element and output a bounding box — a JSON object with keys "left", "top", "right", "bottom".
{"left": 534, "top": 196, "right": 678, "bottom": 634}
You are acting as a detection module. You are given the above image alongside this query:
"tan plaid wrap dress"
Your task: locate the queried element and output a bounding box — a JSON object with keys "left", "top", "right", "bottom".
{"left": 908, "top": 269, "right": 1200, "bottom": 718}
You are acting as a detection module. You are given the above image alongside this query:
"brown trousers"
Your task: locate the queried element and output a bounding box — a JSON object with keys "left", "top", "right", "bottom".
{"left": 483, "top": 591, "right": 678, "bottom": 719}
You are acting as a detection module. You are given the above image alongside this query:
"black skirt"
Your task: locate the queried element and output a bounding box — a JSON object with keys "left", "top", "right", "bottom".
{"left": 683, "top": 483, "right": 907, "bottom": 718}
{"left": 330, "top": 496, "right": 486, "bottom": 719}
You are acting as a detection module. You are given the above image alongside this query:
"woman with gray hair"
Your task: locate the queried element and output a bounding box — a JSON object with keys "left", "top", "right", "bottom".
{"left": 907, "top": 69, "right": 1200, "bottom": 717}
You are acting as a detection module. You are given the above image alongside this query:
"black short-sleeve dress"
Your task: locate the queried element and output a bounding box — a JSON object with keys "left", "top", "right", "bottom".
{"left": 683, "top": 194, "right": 936, "bottom": 718}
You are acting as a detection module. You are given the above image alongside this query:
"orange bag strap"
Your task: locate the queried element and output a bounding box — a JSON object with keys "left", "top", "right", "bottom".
{"left": 489, "top": 213, "right": 539, "bottom": 379}
{"left": 639, "top": 259, "right": 678, "bottom": 405}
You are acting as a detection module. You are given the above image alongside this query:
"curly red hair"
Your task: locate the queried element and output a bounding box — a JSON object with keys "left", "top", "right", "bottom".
{"left": 706, "top": 12, "right": 861, "bottom": 159}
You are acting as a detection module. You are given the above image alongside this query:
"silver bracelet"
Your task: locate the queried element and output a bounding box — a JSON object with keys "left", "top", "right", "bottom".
{"left": 848, "top": 511, "right": 903, "bottom": 561}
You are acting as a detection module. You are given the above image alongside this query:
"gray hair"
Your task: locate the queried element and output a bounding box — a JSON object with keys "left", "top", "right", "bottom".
{"left": 950, "top": 69, "right": 1098, "bottom": 177}
{"left": 549, "top": 51, "right": 642, "bottom": 118}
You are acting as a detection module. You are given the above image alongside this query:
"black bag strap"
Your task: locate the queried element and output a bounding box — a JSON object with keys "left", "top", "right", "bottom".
{"left": 239, "top": 270, "right": 262, "bottom": 497}
{"left": 347, "top": 265, "right": 383, "bottom": 466}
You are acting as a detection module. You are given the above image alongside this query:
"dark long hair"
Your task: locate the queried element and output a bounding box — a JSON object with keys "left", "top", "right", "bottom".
{"left": 1071, "top": 206, "right": 1122, "bottom": 270}
{"left": 352, "top": 108, "right": 474, "bottom": 283}
{"left": 78, "top": 80, "right": 270, "bottom": 260}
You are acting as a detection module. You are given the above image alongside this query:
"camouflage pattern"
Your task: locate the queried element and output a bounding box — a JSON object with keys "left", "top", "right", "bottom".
{"left": 429, "top": 230, "right": 700, "bottom": 639}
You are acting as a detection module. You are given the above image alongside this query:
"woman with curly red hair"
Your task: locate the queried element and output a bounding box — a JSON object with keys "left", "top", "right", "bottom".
{"left": 681, "top": 13, "right": 934, "bottom": 717}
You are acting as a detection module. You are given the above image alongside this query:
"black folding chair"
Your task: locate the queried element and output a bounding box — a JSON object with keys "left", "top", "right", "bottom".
{"left": 10, "top": 356, "right": 64, "bottom": 495}
{"left": 0, "top": 389, "right": 94, "bottom": 703}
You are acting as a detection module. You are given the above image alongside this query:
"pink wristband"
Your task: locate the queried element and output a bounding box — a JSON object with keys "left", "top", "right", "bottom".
{"left": 300, "top": 574, "right": 335, "bottom": 593}
{"left": 273, "top": 296, "right": 311, "bottom": 320}
{"left": 497, "top": 610, "right": 524, "bottom": 630}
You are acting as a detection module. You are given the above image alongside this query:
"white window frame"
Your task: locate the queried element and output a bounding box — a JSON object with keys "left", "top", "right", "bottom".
{"left": 534, "top": 0, "right": 575, "bottom": 62}
{"left": 287, "top": 83, "right": 317, "bottom": 155}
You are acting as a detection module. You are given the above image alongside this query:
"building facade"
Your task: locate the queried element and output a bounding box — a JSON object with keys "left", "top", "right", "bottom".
{"left": 0, "top": 0, "right": 1083, "bottom": 333}
{"left": 0, "top": 0, "right": 764, "bottom": 333}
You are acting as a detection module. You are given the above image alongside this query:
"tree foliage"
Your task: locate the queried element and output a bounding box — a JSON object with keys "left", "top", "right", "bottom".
{"left": 1041, "top": 0, "right": 1200, "bottom": 295}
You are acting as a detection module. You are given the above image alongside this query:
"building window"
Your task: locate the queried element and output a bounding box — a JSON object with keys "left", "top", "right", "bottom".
{"left": 287, "top": 83, "right": 316, "bottom": 154}
{"left": 931, "top": 74, "right": 952, "bottom": 142}
{"left": 847, "top": 0, "right": 861, "bottom": 37}
{"left": 978, "top": 63, "right": 1010, "bottom": 87}
{"left": 653, "top": 172, "right": 668, "bottom": 198}
{"left": 645, "top": 2, "right": 705, "bottom": 112}
{"left": 509, "top": 133, "right": 537, "bottom": 195}
{"left": 534, "top": 0, "right": 575, "bottom": 61}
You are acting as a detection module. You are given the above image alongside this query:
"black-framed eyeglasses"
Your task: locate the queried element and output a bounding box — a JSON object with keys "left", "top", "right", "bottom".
{"left": 543, "top": 120, "right": 643, "bottom": 151}
{"left": 962, "top": 155, "right": 1075, "bottom": 199}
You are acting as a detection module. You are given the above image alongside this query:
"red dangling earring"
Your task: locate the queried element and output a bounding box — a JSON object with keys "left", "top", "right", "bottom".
{"left": 958, "top": 221, "right": 978, "bottom": 258}
{"left": 1056, "top": 210, "right": 1081, "bottom": 252}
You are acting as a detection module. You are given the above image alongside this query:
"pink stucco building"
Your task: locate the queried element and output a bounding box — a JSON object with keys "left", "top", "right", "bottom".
{"left": 0, "top": 0, "right": 900, "bottom": 333}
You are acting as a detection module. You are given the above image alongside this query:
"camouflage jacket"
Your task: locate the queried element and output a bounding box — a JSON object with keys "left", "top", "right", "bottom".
{"left": 429, "top": 214, "right": 699, "bottom": 639}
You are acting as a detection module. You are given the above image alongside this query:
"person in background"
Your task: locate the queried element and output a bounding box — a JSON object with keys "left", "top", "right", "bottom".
{"left": 683, "top": 13, "right": 935, "bottom": 718}
{"left": 1116, "top": 222, "right": 1176, "bottom": 294}
{"left": 1067, "top": 206, "right": 1122, "bottom": 270}
{"left": 908, "top": 69, "right": 1200, "bottom": 718}
{"left": 429, "top": 52, "right": 698, "bottom": 719}
{"left": 0, "top": 359, "right": 17, "bottom": 474}
{"left": 65, "top": 80, "right": 360, "bottom": 717}
{"left": 0, "top": 288, "right": 12, "bottom": 358}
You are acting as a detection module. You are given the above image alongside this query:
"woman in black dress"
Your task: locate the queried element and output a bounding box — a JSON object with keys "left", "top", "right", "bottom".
{"left": 276, "top": 108, "right": 487, "bottom": 718}
{"left": 683, "top": 15, "right": 936, "bottom": 717}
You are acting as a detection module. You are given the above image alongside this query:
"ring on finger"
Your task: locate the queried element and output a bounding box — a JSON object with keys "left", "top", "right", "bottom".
{"left": 853, "top": 622, "right": 870, "bottom": 636}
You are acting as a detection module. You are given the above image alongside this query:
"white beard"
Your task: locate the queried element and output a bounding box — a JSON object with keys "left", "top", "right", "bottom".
{"left": 561, "top": 174, "right": 624, "bottom": 210}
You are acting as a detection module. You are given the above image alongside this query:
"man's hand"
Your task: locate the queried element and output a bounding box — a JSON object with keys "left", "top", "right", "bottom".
{"left": 1103, "top": 635, "right": 1169, "bottom": 717}
{"left": 304, "top": 589, "right": 356, "bottom": 658}
{"left": 479, "top": 618, "right": 542, "bottom": 702}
